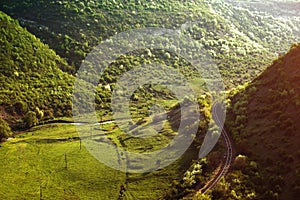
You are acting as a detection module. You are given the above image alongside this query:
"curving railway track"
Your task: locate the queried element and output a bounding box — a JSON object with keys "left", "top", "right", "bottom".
{"left": 197, "top": 102, "right": 233, "bottom": 194}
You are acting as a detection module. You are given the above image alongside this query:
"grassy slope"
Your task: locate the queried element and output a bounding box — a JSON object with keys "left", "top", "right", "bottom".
{"left": 0, "top": 103, "right": 205, "bottom": 199}
{"left": 226, "top": 43, "right": 300, "bottom": 200}
{"left": 0, "top": 11, "right": 74, "bottom": 125}
{"left": 0, "top": 124, "right": 125, "bottom": 199}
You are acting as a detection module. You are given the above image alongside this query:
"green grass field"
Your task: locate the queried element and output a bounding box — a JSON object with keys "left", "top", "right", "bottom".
{"left": 0, "top": 122, "right": 197, "bottom": 199}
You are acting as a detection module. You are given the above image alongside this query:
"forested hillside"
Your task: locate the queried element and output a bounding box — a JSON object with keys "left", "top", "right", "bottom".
{"left": 225, "top": 0, "right": 300, "bottom": 18}
{"left": 0, "top": 11, "right": 74, "bottom": 133}
{"left": 1, "top": 0, "right": 300, "bottom": 87}
{"left": 226, "top": 43, "right": 300, "bottom": 200}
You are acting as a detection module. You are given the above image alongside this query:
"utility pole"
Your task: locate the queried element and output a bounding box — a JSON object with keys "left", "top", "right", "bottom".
{"left": 65, "top": 153, "right": 68, "bottom": 170}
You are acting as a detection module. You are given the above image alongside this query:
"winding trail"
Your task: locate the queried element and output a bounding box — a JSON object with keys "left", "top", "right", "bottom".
{"left": 196, "top": 102, "right": 234, "bottom": 195}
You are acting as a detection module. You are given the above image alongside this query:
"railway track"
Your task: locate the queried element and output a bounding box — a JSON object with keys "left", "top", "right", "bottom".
{"left": 197, "top": 102, "right": 233, "bottom": 194}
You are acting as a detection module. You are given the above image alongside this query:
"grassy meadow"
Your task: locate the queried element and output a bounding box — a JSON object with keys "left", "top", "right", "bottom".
{"left": 0, "top": 122, "right": 198, "bottom": 199}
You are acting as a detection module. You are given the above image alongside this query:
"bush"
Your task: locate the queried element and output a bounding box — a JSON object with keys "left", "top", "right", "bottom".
{"left": 23, "top": 111, "right": 38, "bottom": 128}
{"left": 44, "top": 109, "right": 54, "bottom": 120}
{"left": 13, "top": 101, "right": 28, "bottom": 115}
{"left": 0, "top": 118, "right": 12, "bottom": 139}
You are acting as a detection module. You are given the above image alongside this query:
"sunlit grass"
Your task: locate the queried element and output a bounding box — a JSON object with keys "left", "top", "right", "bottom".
{"left": 0, "top": 122, "right": 197, "bottom": 199}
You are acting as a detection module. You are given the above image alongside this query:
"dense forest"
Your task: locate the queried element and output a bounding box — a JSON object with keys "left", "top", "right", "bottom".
{"left": 1, "top": 0, "right": 300, "bottom": 87}
{"left": 226, "top": 43, "right": 300, "bottom": 200}
{"left": 0, "top": 11, "right": 74, "bottom": 131}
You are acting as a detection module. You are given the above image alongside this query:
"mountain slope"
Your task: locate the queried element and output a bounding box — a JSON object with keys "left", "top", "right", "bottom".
{"left": 0, "top": 11, "right": 74, "bottom": 130}
{"left": 1, "top": 0, "right": 300, "bottom": 88}
{"left": 226, "top": 43, "right": 300, "bottom": 200}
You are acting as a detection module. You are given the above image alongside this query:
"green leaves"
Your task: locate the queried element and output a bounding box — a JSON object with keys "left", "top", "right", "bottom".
{"left": 0, "top": 12, "right": 74, "bottom": 126}
{"left": 0, "top": 118, "right": 12, "bottom": 139}
{"left": 23, "top": 111, "right": 38, "bottom": 128}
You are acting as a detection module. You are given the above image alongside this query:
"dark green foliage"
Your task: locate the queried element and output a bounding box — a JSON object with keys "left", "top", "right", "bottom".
{"left": 226, "top": 43, "right": 300, "bottom": 200}
{"left": 0, "top": 118, "right": 12, "bottom": 139}
{"left": 0, "top": 11, "right": 74, "bottom": 126}
{"left": 1, "top": 1, "right": 300, "bottom": 125}
{"left": 12, "top": 101, "right": 28, "bottom": 115}
{"left": 1, "top": 1, "right": 299, "bottom": 87}
{"left": 23, "top": 111, "right": 38, "bottom": 128}
{"left": 165, "top": 158, "right": 209, "bottom": 199}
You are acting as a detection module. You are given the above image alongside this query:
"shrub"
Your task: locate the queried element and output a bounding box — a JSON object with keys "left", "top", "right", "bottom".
{"left": 13, "top": 101, "right": 28, "bottom": 115}
{"left": 0, "top": 118, "right": 12, "bottom": 139}
{"left": 23, "top": 111, "right": 38, "bottom": 128}
{"left": 44, "top": 109, "right": 54, "bottom": 120}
